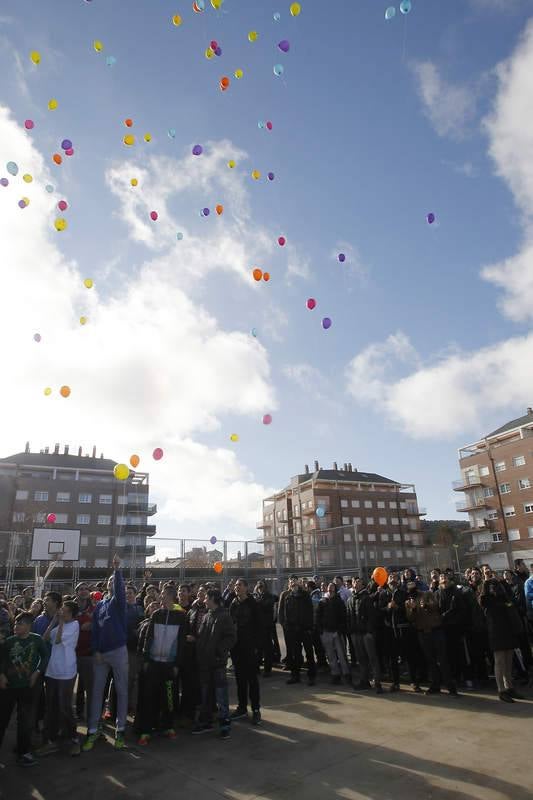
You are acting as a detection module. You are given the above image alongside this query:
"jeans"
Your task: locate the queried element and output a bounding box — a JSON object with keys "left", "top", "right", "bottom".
{"left": 88, "top": 645, "right": 129, "bottom": 734}
{"left": 197, "top": 667, "right": 230, "bottom": 724}
{"left": 45, "top": 677, "right": 77, "bottom": 741}
{"left": 0, "top": 686, "right": 34, "bottom": 755}
{"left": 320, "top": 631, "right": 350, "bottom": 676}
{"left": 137, "top": 662, "right": 176, "bottom": 733}
{"left": 418, "top": 628, "right": 454, "bottom": 690}
{"left": 285, "top": 628, "right": 316, "bottom": 678}
{"left": 231, "top": 643, "right": 260, "bottom": 711}
{"left": 494, "top": 649, "right": 514, "bottom": 692}
{"left": 351, "top": 632, "right": 381, "bottom": 684}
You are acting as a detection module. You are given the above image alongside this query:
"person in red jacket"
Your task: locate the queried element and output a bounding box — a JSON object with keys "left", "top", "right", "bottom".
{"left": 75, "top": 583, "right": 94, "bottom": 721}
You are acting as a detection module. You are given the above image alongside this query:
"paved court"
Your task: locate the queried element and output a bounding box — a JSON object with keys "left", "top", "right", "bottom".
{"left": 1, "top": 671, "right": 532, "bottom": 800}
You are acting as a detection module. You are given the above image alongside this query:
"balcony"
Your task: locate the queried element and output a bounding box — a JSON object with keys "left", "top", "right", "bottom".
{"left": 118, "top": 544, "right": 155, "bottom": 557}
{"left": 126, "top": 500, "right": 157, "bottom": 516}
{"left": 468, "top": 542, "right": 494, "bottom": 554}
{"left": 452, "top": 477, "right": 485, "bottom": 491}
{"left": 405, "top": 506, "right": 427, "bottom": 516}
{"left": 302, "top": 506, "right": 320, "bottom": 515}
{"left": 456, "top": 498, "right": 489, "bottom": 512}
{"left": 256, "top": 519, "right": 273, "bottom": 529}
{"left": 124, "top": 523, "right": 156, "bottom": 535}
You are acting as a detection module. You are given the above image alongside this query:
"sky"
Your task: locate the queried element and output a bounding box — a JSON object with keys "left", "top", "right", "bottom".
{"left": 2, "top": 0, "right": 533, "bottom": 554}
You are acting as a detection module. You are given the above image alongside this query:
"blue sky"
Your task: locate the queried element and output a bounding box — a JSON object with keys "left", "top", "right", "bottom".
{"left": 2, "top": 0, "right": 533, "bottom": 550}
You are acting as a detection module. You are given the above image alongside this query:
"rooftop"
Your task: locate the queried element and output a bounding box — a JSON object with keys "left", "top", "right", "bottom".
{"left": 486, "top": 408, "right": 533, "bottom": 439}
{"left": 294, "top": 468, "right": 398, "bottom": 486}
{"left": 0, "top": 450, "right": 118, "bottom": 471}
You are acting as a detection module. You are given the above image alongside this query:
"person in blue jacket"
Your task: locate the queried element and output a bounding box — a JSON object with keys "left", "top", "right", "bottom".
{"left": 82, "top": 555, "right": 128, "bottom": 752}
{"left": 524, "top": 564, "right": 533, "bottom": 624}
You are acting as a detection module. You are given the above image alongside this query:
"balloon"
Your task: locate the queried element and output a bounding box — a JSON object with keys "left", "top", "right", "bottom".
{"left": 123, "top": 134, "right": 135, "bottom": 146}
{"left": 252, "top": 170, "right": 261, "bottom": 180}
{"left": 228, "top": 159, "right": 236, "bottom": 168}
{"left": 316, "top": 506, "right": 326, "bottom": 518}
{"left": 47, "top": 513, "right": 56, "bottom": 524}
{"left": 211, "top": 0, "right": 222, "bottom": 7}
{"left": 176, "top": 232, "right": 184, "bottom": 240}
{"left": 79, "top": 316, "right": 88, "bottom": 325}
{"left": 248, "top": 31, "right": 258, "bottom": 42}
{"left": 60, "top": 385, "right": 71, "bottom": 398}
{"left": 278, "top": 40, "right": 290, "bottom": 52}
{"left": 93, "top": 40, "right": 103, "bottom": 52}
{"left": 372, "top": 567, "right": 389, "bottom": 587}
{"left": 57, "top": 200, "right": 68, "bottom": 211}
{"left": 205, "top": 47, "right": 214, "bottom": 59}
{"left": 53, "top": 153, "right": 62, "bottom": 165}
{"left": 153, "top": 447, "right": 164, "bottom": 461}
{"left": 202, "top": 207, "right": 210, "bottom": 216}
{"left": 266, "top": 121, "right": 273, "bottom": 130}
{"left": 220, "top": 76, "right": 230, "bottom": 89}
{"left": 150, "top": 211, "right": 158, "bottom": 221}
{"left": 172, "top": 14, "right": 182, "bottom": 25}
{"left": 251, "top": 328, "right": 258, "bottom": 337}
{"left": 306, "top": 298, "right": 316, "bottom": 310}
{"left": 45, "top": 184, "right": 54, "bottom": 193}
{"left": 400, "top": 0, "right": 411, "bottom": 13}
{"left": 18, "top": 199, "right": 27, "bottom": 209}
{"left": 168, "top": 128, "right": 176, "bottom": 139}
{"left": 263, "top": 272, "right": 270, "bottom": 282}
{"left": 130, "top": 178, "right": 138, "bottom": 187}
{"left": 61, "top": 138, "right": 72, "bottom": 151}
{"left": 0, "top": 178, "right": 8, "bottom": 187}
{"left": 262, "top": 414, "right": 272, "bottom": 425}
{"left": 274, "top": 12, "right": 281, "bottom": 21}
{"left": 290, "top": 2, "right": 301, "bottom": 17}
{"left": 253, "top": 268, "right": 263, "bottom": 281}
{"left": 273, "top": 64, "right": 284, "bottom": 77}
{"left": 24, "top": 120, "right": 34, "bottom": 130}
{"left": 144, "top": 133, "right": 152, "bottom": 143}
{"left": 30, "top": 51, "right": 41, "bottom": 65}
{"left": 427, "top": 212, "right": 435, "bottom": 224}
{"left": 22, "top": 174, "right": 32, "bottom": 183}
{"left": 106, "top": 56, "right": 117, "bottom": 67}
{"left": 258, "top": 121, "right": 265, "bottom": 130}
{"left": 278, "top": 236, "right": 286, "bottom": 246}
{"left": 124, "top": 118, "right": 133, "bottom": 127}
{"left": 130, "top": 454, "right": 140, "bottom": 468}
{"left": 47, "top": 98, "right": 58, "bottom": 111}
{"left": 385, "top": 6, "right": 396, "bottom": 19}
{"left": 267, "top": 172, "right": 275, "bottom": 181}
{"left": 230, "top": 434, "right": 239, "bottom": 442}
{"left": 84, "top": 278, "right": 93, "bottom": 289}
{"left": 213, "top": 561, "right": 223, "bottom": 574}
{"left": 33, "top": 333, "right": 41, "bottom": 343}
{"left": 6, "top": 162, "right": 18, "bottom": 176}
{"left": 193, "top": 0, "right": 205, "bottom": 11}
{"left": 234, "top": 68, "right": 244, "bottom": 79}
{"left": 54, "top": 217, "right": 67, "bottom": 232}
{"left": 322, "top": 317, "right": 332, "bottom": 330}
{"left": 215, "top": 47, "right": 222, "bottom": 56}
{"left": 44, "top": 387, "right": 52, "bottom": 396}
{"left": 338, "top": 253, "right": 346, "bottom": 263}
{"left": 210, "top": 40, "right": 218, "bottom": 50}
{"left": 215, "top": 204, "right": 223, "bottom": 215}
{"left": 113, "top": 463, "right": 130, "bottom": 481}
{"left": 210, "top": 535, "right": 217, "bottom": 544}
{"left": 192, "top": 144, "right": 203, "bottom": 156}
{"left": 65, "top": 148, "right": 74, "bottom": 157}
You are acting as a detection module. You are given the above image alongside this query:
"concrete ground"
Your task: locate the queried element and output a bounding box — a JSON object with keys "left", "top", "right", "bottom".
{"left": 1, "top": 671, "right": 532, "bottom": 800}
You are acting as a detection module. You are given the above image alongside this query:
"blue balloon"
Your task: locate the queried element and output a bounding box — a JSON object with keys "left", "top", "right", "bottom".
{"left": 6, "top": 161, "right": 18, "bottom": 176}
{"left": 316, "top": 506, "right": 326, "bottom": 518}
{"left": 168, "top": 128, "right": 176, "bottom": 139}
{"left": 273, "top": 11, "right": 281, "bottom": 21}
{"left": 45, "top": 184, "right": 54, "bottom": 193}
{"left": 176, "top": 232, "right": 183, "bottom": 240}
{"left": 400, "top": 0, "right": 411, "bottom": 13}
{"left": 251, "top": 328, "right": 258, "bottom": 337}
{"left": 273, "top": 64, "right": 284, "bottom": 77}
{"left": 106, "top": 55, "right": 117, "bottom": 67}
{"left": 385, "top": 6, "right": 396, "bottom": 20}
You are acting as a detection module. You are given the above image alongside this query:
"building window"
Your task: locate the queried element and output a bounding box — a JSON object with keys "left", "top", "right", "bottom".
{"left": 99, "top": 494, "right": 113, "bottom": 505}
{"left": 405, "top": 549, "right": 414, "bottom": 558}
{"left": 364, "top": 500, "right": 373, "bottom": 509}
{"left": 76, "top": 514, "right": 90, "bottom": 525}
{"left": 340, "top": 499, "right": 348, "bottom": 508}
{"left": 15, "top": 490, "right": 28, "bottom": 500}
{"left": 293, "top": 504, "right": 299, "bottom": 516}
{"left": 351, "top": 500, "right": 360, "bottom": 508}
{"left": 483, "top": 487, "right": 494, "bottom": 498}
{"left": 379, "top": 517, "right": 387, "bottom": 525}
{"left": 35, "top": 512, "right": 46, "bottom": 523}
{"left": 116, "top": 515, "right": 127, "bottom": 526}
{"left": 513, "top": 455, "right": 526, "bottom": 467}
{"left": 499, "top": 483, "right": 511, "bottom": 494}
{"left": 383, "top": 550, "right": 391, "bottom": 559}
{"left": 117, "top": 496, "right": 127, "bottom": 505}
{"left": 399, "top": 502, "right": 406, "bottom": 510}
{"left": 492, "top": 532, "right": 503, "bottom": 542}
{"left": 34, "top": 491, "right": 48, "bottom": 502}
{"left": 523, "top": 503, "right": 533, "bottom": 514}
{"left": 368, "top": 533, "right": 376, "bottom": 542}
{"left": 381, "top": 533, "right": 389, "bottom": 542}
{"left": 393, "top": 533, "right": 401, "bottom": 542}
{"left": 344, "top": 551, "right": 353, "bottom": 560}
{"left": 396, "top": 550, "right": 403, "bottom": 558}
{"left": 97, "top": 515, "right": 111, "bottom": 525}
{"left": 504, "top": 506, "right": 516, "bottom": 517}
{"left": 528, "top": 527, "right": 533, "bottom": 538}
{"left": 391, "top": 517, "right": 399, "bottom": 525}
{"left": 389, "top": 502, "right": 397, "bottom": 509}
{"left": 343, "top": 533, "right": 352, "bottom": 542}
{"left": 56, "top": 492, "right": 70, "bottom": 503}
{"left": 377, "top": 501, "right": 385, "bottom": 509}
{"left": 12, "top": 511, "right": 25, "bottom": 522}
{"left": 80, "top": 536, "right": 88, "bottom": 546}
{"left": 508, "top": 529, "right": 520, "bottom": 541}
{"left": 55, "top": 513, "right": 68, "bottom": 524}
{"left": 479, "top": 466, "right": 490, "bottom": 476}
{"left": 487, "top": 511, "right": 499, "bottom": 520}
{"left": 96, "top": 536, "right": 110, "bottom": 547}
{"left": 495, "top": 461, "right": 506, "bottom": 472}
{"left": 342, "top": 516, "right": 350, "bottom": 525}
{"left": 94, "top": 559, "right": 108, "bottom": 569}
{"left": 353, "top": 517, "right": 361, "bottom": 525}
{"left": 518, "top": 479, "right": 531, "bottom": 490}
{"left": 366, "top": 517, "right": 374, "bottom": 525}
{"left": 78, "top": 494, "right": 92, "bottom": 504}
{"left": 368, "top": 550, "right": 376, "bottom": 560}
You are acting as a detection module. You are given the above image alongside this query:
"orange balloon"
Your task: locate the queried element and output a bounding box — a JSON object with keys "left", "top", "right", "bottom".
{"left": 130, "top": 454, "right": 140, "bottom": 468}
{"left": 213, "top": 561, "right": 223, "bottom": 574}
{"left": 53, "top": 153, "right": 62, "bottom": 165}
{"left": 263, "top": 272, "right": 270, "bottom": 282}
{"left": 59, "top": 385, "right": 71, "bottom": 398}
{"left": 215, "top": 204, "right": 224, "bottom": 215}
{"left": 252, "top": 268, "right": 263, "bottom": 281}
{"left": 372, "top": 566, "right": 388, "bottom": 587}
{"left": 124, "top": 118, "right": 133, "bottom": 127}
{"left": 220, "top": 76, "right": 230, "bottom": 88}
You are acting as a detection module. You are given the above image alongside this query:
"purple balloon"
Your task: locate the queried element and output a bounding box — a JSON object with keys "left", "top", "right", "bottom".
{"left": 203, "top": 207, "right": 210, "bottom": 216}
{"left": 338, "top": 253, "right": 346, "bottom": 263}
{"left": 210, "top": 536, "right": 217, "bottom": 545}
{"left": 0, "top": 178, "right": 8, "bottom": 187}
{"left": 278, "top": 40, "right": 290, "bottom": 53}
{"left": 426, "top": 212, "right": 435, "bottom": 224}
{"left": 18, "top": 199, "right": 26, "bottom": 208}
{"left": 322, "top": 317, "right": 332, "bottom": 330}
{"left": 192, "top": 144, "right": 203, "bottom": 156}
{"left": 267, "top": 172, "right": 275, "bottom": 181}
{"left": 215, "top": 47, "right": 222, "bottom": 56}
{"left": 61, "top": 139, "right": 72, "bottom": 151}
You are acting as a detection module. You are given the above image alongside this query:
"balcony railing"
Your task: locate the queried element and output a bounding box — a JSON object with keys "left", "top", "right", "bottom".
{"left": 452, "top": 477, "right": 484, "bottom": 491}
{"left": 124, "top": 523, "right": 156, "bottom": 535}
{"left": 256, "top": 520, "right": 273, "bottom": 529}
{"left": 118, "top": 544, "right": 155, "bottom": 557}
{"left": 456, "top": 499, "right": 489, "bottom": 512}
{"left": 126, "top": 501, "right": 157, "bottom": 516}
{"left": 405, "top": 506, "right": 427, "bottom": 516}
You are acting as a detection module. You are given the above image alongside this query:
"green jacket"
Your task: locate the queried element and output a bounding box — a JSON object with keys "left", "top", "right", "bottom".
{"left": 0, "top": 633, "right": 49, "bottom": 688}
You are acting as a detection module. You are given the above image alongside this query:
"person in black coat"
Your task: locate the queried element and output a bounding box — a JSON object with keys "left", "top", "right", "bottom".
{"left": 278, "top": 576, "right": 316, "bottom": 686}
{"left": 346, "top": 578, "right": 382, "bottom": 693}
{"left": 480, "top": 578, "right": 524, "bottom": 703}
{"left": 253, "top": 581, "right": 277, "bottom": 676}
{"left": 317, "top": 583, "right": 350, "bottom": 684}
{"left": 229, "top": 579, "right": 261, "bottom": 724}
{"left": 377, "top": 572, "right": 424, "bottom": 691}
{"left": 436, "top": 573, "right": 468, "bottom": 685}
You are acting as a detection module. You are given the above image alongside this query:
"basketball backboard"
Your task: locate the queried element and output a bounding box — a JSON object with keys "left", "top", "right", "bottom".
{"left": 31, "top": 528, "right": 81, "bottom": 562}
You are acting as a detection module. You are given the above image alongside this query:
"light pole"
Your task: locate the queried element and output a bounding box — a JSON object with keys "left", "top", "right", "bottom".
{"left": 452, "top": 544, "right": 461, "bottom": 575}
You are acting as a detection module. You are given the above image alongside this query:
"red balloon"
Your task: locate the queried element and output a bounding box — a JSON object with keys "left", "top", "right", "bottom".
{"left": 153, "top": 447, "right": 164, "bottom": 461}
{"left": 278, "top": 236, "right": 286, "bottom": 246}
{"left": 306, "top": 298, "right": 316, "bottom": 310}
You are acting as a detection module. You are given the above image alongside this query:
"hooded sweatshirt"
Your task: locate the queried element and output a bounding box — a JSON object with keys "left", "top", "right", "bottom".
{"left": 142, "top": 606, "right": 187, "bottom": 665}
{"left": 92, "top": 569, "right": 127, "bottom": 654}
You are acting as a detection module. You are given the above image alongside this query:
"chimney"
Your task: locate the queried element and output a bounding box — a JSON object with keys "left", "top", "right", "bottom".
{"left": 44, "top": 446, "right": 49, "bottom": 454}
{"left": 92, "top": 446, "right": 96, "bottom": 458}
{"left": 343, "top": 463, "right": 348, "bottom": 471}
{"left": 304, "top": 464, "right": 309, "bottom": 474}
{"left": 25, "top": 441, "right": 30, "bottom": 454}
{"left": 528, "top": 408, "right": 533, "bottom": 416}
{"left": 314, "top": 460, "right": 319, "bottom": 471}
{"left": 54, "top": 443, "right": 60, "bottom": 455}
{"left": 77, "top": 446, "right": 82, "bottom": 456}
{"left": 100, "top": 453, "right": 104, "bottom": 459}
{"left": 348, "top": 462, "right": 353, "bottom": 472}
{"left": 64, "top": 445, "right": 69, "bottom": 455}
{"left": 333, "top": 461, "right": 338, "bottom": 470}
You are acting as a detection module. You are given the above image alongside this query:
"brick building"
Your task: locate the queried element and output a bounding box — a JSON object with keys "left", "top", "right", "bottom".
{"left": 258, "top": 461, "right": 426, "bottom": 574}
{"left": 455, "top": 408, "right": 533, "bottom": 569}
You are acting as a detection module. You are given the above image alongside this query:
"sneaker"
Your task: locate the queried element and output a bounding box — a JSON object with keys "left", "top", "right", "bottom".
{"left": 191, "top": 723, "right": 214, "bottom": 735}
{"left": 137, "top": 734, "right": 151, "bottom": 746}
{"left": 230, "top": 707, "right": 248, "bottom": 720}
{"left": 448, "top": 686, "right": 459, "bottom": 696}
{"left": 411, "top": 684, "right": 423, "bottom": 693}
{"left": 220, "top": 726, "right": 231, "bottom": 740}
{"left": 499, "top": 691, "right": 514, "bottom": 703}
{"left": 69, "top": 739, "right": 81, "bottom": 757}
{"left": 286, "top": 676, "right": 301, "bottom": 685}
{"left": 16, "top": 753, "right": 37, "bottom": 768}
{"left": 389, "top": 683, "right": 400, "bottom": 693}
{"left": 507, "top": 688, "right": 525, "bottom": 699}
{"left": 163, "top": 728, "right": 177, "bottom": 739}
{"left": 114, "top": 731, "right": 126, "bottom": 750}
{"left": 82, "top": 733, "right": 99, "bottom": 752}
{"left": 252, "top": 710, "right": 262, "bottom": 726}
{"left": 103, "top": 709, "right": 113, "bottom": 721}
{"left": 425, "top": 687, "right": 441, "bottom": 695}
{"left": 465, "top": 680, "right": 474, "bottom": 690}
{"left": 375, "top": 683, "right": 384, "bottom": 695}
{"left": 35, "top": 741, "right": 59, "bottom": 757}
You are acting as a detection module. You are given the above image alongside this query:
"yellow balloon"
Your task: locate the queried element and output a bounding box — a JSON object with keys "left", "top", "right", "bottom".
{"left": 113, "top": 463, "right": 130, "bottom": 481}
{"left": 123, "top": 134, "right": 135, "bottom": 147}
{"left": 48, "top": 98, "right": 58, "bottom": 111}
{"left": 21, "top": 197, "right": 30, "bottom": 207}
{"left": 144, "top": 133, "right": 152, "bottom": 143}
{"left": 252, "top": 170, "right": 261, "bottom": 180}
{"left": 290, "top": 2, "right": 301, "bottom": 16}
{"left": 84, "top": 278, "right": 93, "bottom": 289}
{"left": 248, "top": 31, "right": 258, "bottom": 42}
{"left": 228, "top": 159, "right": 236, "bottom": 168}
{"left": 230, "top": 433, "right": 239, "bottom": 442}
{"left": 205, "top": 47, "right": 214, "bottom": 59}
{"left": 22, "top": 174, "right": 32, "bottom": 183}
{"left": 54, "top": 217, "right": 67, "bottom": 232}
{"left": 30, "top": 51, "right": 41, "bottom": 65}
{"left": 79, "top": 316, "right": 88, "bottom": 325}
{"left": 211, "top": 0, "right": 222, "bottom": 7}
{"left": 234, "top": 68, "right": 243, "bottom": 79}
{"left": 130, "top": 178, "right": 138, "bottom": 187}
{"left": 44, "top": 387, "right": 52, "bottom": 396}
{"left": 93, "top": 40, "right": 103, "bottom": 53}
{"left": 172, "top": 14, "right": 182, "bottom": 26}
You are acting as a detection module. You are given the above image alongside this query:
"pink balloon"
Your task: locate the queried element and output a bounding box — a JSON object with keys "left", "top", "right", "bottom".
{"left": 65, "top": 148, "right": 74, "bottom": 156}
{"left": 57, "top": 200, "right": 68, "bottom": 211}
{"left": 24, "top": 119, "right": 34, "bottom": 130}
{"left": 278, "top": 236, "right": 286, "bottom": 246}
{"left": 150, "top": 211, "right": 158, "bottom": 221}
{"left": 306, "top": 298, "right": 316, "bottom": 310}
{"left": 266, "top": 121, "right": 273, "bottom": 130}
{"left": 46, "top": 513, "right": 56, "bottom": 524}
{"left": 153, "top": 447, "right": 164, "bottom": 460}
{"left": 262, "top": 414, "right": 272, "bottom": 425}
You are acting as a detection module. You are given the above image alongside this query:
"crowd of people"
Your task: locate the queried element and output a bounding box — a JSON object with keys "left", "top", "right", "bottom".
{"left": 1, "top": 555, "right": 532, "bottom": 768}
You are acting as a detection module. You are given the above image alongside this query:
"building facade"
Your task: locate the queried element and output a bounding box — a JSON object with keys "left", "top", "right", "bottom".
{"left": 0, "top": 443, "right": 156, "bottom": 571}
{"left": 258, "top": 461, "right": 426, "bottom": 574}
{"left": 455, "top": 409, "right": 533, "bottom": 569}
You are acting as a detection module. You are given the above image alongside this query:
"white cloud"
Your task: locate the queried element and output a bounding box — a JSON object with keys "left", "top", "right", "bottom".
{"left": 411, "top": 61, "right": 476, "bottom": 139}
{"left": 0, "top": 104, "right": 278, "bottom": 538}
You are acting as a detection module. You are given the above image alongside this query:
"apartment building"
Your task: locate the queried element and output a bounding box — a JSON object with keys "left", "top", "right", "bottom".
{"left": 258, "top": 461, "right": 426, "bottom": 573}
{"left": 455, "top": 408, "right": 533, "bottom": 569}
{"left": 0, "top": 443, "right": 156, "bottom": 570}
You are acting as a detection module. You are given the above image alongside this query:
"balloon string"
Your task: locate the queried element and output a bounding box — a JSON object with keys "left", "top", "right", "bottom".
{"left": 402, "top": 17, "right": 407, "bottom": 63}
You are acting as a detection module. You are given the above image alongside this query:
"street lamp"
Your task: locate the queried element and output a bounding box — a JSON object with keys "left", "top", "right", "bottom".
{"left": 452, "top": 543, "right": 461, "bottom": 575}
